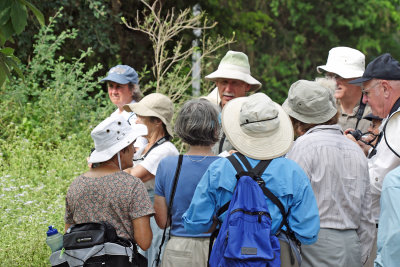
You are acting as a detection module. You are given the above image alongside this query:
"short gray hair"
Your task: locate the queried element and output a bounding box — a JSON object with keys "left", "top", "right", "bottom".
{"left": 128, "top": 83, "right": 143, "bottom": 102}
{"left": 175, "top": 98, "right": 220, "bottom": 146}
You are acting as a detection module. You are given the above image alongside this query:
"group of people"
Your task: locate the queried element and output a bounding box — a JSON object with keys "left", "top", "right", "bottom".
{"left": 62, "top": 47, "right": 400, "bottom": 267}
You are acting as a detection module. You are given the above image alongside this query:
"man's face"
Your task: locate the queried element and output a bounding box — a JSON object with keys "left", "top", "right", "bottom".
{"left": 107, "top": 81, "right": 133, "bottom": 108}
{"left": 216, "top": 78, "right": 251, "bottom": 107}
{"left": 327, "top": 73, "right": 360, "bottom": 100}
{"left": 362, "top": 79, "right": 387, "bottom": 118}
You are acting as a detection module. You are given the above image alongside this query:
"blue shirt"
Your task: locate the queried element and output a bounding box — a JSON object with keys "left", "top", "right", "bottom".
{"left": 155, "top": 155, "right": 219, "bottom": 237}
{"left": 375, "top": 166, "right": 400, "bottom": 267}
{"left": 182, "top": 154, "right": 320, "bottom": 245}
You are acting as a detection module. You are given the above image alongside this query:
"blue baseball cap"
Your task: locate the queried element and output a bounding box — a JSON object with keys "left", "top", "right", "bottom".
{"left": 100, "top": 65, "right": 139, "bottom": 84}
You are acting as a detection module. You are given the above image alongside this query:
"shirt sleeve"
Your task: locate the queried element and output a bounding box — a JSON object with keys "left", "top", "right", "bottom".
{"left": 140, "top": 142, "right": 178, "bottom": 175}
{"left": 154, "top": 158, "right": 167, "bottom": 197}
{"left": 287, "top": 165, "right": 320, "bottom": 245}
{"left": 129, "top": 179, "right": 155, "bottom": 220}
{"left": 182, "top": 165, "right": 218, "bottom": 234}
{"left": 375, "top": 169, "right": 400, "bottom": 267}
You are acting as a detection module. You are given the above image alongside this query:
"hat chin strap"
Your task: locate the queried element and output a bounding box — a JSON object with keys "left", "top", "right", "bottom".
{"left": 117, "top": 152, "right": 122, "bottom": 171}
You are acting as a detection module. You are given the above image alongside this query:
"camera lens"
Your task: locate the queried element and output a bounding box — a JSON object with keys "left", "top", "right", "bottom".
{"left": 349, "top": 129, "right": 363, "bottom": 141}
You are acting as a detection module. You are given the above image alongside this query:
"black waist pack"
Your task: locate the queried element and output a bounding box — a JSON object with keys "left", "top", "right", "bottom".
{"left": 63, "top": 222, "right": 118, "bottom": 250}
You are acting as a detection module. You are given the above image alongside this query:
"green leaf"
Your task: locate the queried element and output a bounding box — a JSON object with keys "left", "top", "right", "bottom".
{"left": 10, "top": 0, "right": 27, "bottom": 34}
{"left": 20, "top": 0, "right": 45, "bottom": 26}
{"left": 0, "top": 62, "right": 6, "bottom": 87}
{"left": 0, "top": 6, "right": 11, "bottom": 26}
{"left": 0, "top": 20, "right": 15, "bottom": 40}
{"left": 4, "top": 55, "right": 23, "bottom": 79}
{"left": 0, "top": 47, "right": 14, "bottom": 56}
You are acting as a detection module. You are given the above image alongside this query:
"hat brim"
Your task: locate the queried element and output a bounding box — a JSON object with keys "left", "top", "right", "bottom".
{"left": 124, "top": 103, "right": 174, "bottom": 137}
{"left": 205, "top": 70, "right": 261, "bottom": 91}
{"left": 317, "top": 65, "right": 364, "bottom": 79}
{"left": 348, "top": 77, "right": 372, "bottom": 85}
{"left": 384, "top": 110, "right": 400, "bottom": 158}
{"left": 222, "top": 97, "right": 294, "bottom": 160}
{"left": 100, "top": 73, "right": 130, "bottom": 84}
{"left": 88, "top": 124, "right": 148, "bottom": 163}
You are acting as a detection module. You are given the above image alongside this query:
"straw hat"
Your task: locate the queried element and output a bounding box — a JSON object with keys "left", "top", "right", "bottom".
{"left": 384, "top": 110, "right": 400, "bottom": 158}
{"left": 317, "top": 47, "right": 365, "bottom": 79}
{"left": 282, "top": 80, "right": 337, "bottom": 124}
{"left": 124, "top": 93, "right": 174, "bottom": 137}
{"left": 222, "top": 93, "right": 293, "bottom": 160}
{"left": 88, "top": 116, "right": 148, "bottom": 163}
{"left": 205, "top": 51, "right": 261, "bottom": 91}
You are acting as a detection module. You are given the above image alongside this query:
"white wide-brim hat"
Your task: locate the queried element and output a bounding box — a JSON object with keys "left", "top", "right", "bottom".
{"left": 205, "top": 50, "right": 261, "bottom": 91}
{"left": 222, "top": 93, "right": 293, "bottom": 160}
{"left": 124, "top": 93, "right": 174, "bottom": 137}
{"left": 88, "top": 116, "right": 148, "bottom": 163}
{"left": 384, "top": 110, "right": 400, "bottom": 158}
{"left": 317, "top": 46, "right": 365, "bottom": 79}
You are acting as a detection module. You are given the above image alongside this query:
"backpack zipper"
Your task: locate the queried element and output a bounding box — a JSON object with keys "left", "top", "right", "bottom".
{"left": 230, "top": 209, "right": 271, "bottom": 222}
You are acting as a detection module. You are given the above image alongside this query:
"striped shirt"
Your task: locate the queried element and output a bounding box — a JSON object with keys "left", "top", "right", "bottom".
{"left": 286, "top": 124, "right": 375, "bottom": 263}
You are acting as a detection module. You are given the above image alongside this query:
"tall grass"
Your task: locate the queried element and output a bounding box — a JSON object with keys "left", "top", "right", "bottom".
{"left": 0, "top": 13, "right": 112, "bottom": 266}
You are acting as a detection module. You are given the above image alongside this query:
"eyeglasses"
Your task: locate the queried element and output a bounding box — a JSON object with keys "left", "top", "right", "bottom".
{"left": 361, "top": 82, "right": 380, "bottom": 96}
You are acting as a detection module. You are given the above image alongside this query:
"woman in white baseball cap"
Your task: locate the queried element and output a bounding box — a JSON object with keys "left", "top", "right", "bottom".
{"left": 65, "top": 116, "right": 153, "bottom": 251}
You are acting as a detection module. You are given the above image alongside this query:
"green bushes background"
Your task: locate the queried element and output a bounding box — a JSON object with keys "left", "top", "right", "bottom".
{"left": 1, "top": 0, "right": 400, "bottom": 265}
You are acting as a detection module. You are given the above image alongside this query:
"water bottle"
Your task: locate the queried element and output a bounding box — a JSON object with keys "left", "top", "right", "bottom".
{"left": 46, "top": 225, "right": 63, "bottom": 252}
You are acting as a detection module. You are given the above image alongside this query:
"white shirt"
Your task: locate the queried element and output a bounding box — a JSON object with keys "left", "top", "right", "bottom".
{"left": 368, "top": 106, "right": 400, "bottom": 222}
{"left": 133, "top": 141, "right": 178, "bottom": 191}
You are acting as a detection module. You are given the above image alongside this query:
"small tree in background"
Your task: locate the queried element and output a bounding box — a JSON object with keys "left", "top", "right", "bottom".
{"left": 122, "top": 0, "right": 234, "bottom": 102}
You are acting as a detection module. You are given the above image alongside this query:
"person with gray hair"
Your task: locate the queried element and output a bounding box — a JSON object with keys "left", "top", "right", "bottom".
{"left": 153, "top": 98, "right": 220, "bottom": 267}
{"left": 284, "top": 80, "right": 375, "bottom": 266}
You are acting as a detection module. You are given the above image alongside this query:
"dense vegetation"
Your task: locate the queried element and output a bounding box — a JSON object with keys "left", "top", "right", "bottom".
{"left": 1, "top": 1, "right": 400, "bottom": 265}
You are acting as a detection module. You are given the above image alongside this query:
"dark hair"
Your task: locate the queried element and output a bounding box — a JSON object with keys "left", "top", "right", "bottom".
{"left": 175, "top": 98, "right": 220, "bottom": 146}
{"left": 128, "top": 82, "right": 143, "bottom": 102}
{"left": 290, "top": 111, "right": 340, "bottom": 134}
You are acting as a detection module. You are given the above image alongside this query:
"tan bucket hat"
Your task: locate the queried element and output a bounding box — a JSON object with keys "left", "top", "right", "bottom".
{"left": 124, "top": 93, "right": 174, "bottom": 137}
{"left": 282, "top": 80, "right": 337, "bottom": 124}
{"left": 222, "top": 93, "right": 293, "bottom": 160}
{"left": 205, "top": 50, "right": 261, "bottom": 91}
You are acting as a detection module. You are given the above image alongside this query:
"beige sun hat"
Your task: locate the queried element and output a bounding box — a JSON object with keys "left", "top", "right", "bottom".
{"left": 124, "top": 93, "right": 174, "bottom": 137}
{"left": 317, "top": 46, "right": 365, "bottom": 79}
{"left": 205, "top": 51, "right": 261, "bottom": 91}
{"left": 222, "top": 93, "right": 293, "bottom": 160}
{"left": 282, "top": 80, "right": 337, "bottom": 124}
{"left": 88, "top": 116, "right": 148, "bottom": 163}
{"left": 384, "top": 110, "right": 400, "bottom": 158}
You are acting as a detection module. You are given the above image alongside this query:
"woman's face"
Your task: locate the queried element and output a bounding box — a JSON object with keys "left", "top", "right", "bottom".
{"left": 121, "top": 144, "right": 134, "bottom": 169}
{"left": 136, "top": 115, "right": 155, "bottom": 137}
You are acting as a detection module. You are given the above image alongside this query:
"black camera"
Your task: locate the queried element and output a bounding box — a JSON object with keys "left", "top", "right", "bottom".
{"left": 349, "top": 129, "right": 363, "bottom": 141}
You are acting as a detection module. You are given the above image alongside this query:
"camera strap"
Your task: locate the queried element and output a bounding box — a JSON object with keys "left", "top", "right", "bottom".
{"left": 354, "top": 96, "right": 366, "bottom": 130}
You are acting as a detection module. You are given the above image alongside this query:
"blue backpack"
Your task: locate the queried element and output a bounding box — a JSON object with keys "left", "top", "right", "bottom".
{"left": 209, "top": 153, "right": 282, "bottom": 267}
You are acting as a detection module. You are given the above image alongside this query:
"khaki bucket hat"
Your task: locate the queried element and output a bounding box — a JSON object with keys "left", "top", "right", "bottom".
{"left": 124, "top": 93, "right": 174, "bottom": 137}
{"left": 222, "top": 93, "right": 293, "bottom": 160}
{"left": 282, "top": 80, "right": 337, "bottom": 124}
{"left": 205, "top": 51, "right": 261, "bottom": 91}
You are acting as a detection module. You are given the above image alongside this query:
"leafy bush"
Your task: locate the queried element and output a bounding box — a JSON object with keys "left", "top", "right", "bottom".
{"left": 0, "top": 12, "right": 113, "bottom": 266}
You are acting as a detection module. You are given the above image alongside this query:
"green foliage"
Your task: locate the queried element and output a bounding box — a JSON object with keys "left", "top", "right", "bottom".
{"left": 0, "top": 0, "right": 44, "bottom": 87}
{"left": 0, "top": 14, "right": 113, "bottom": 265}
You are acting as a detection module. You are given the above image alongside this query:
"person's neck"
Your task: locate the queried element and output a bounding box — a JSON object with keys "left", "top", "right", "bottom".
{"left": 340, "top": 93, "right": 362, "bottom": 114}
{"left": 186, "top": 145, "right": 215, "bottom": 156}
{"left": 146, "top": 129, "right": 166, "bottom": 147}
{"left": 86, "top": 160, "right": 120, "bottom": 177}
